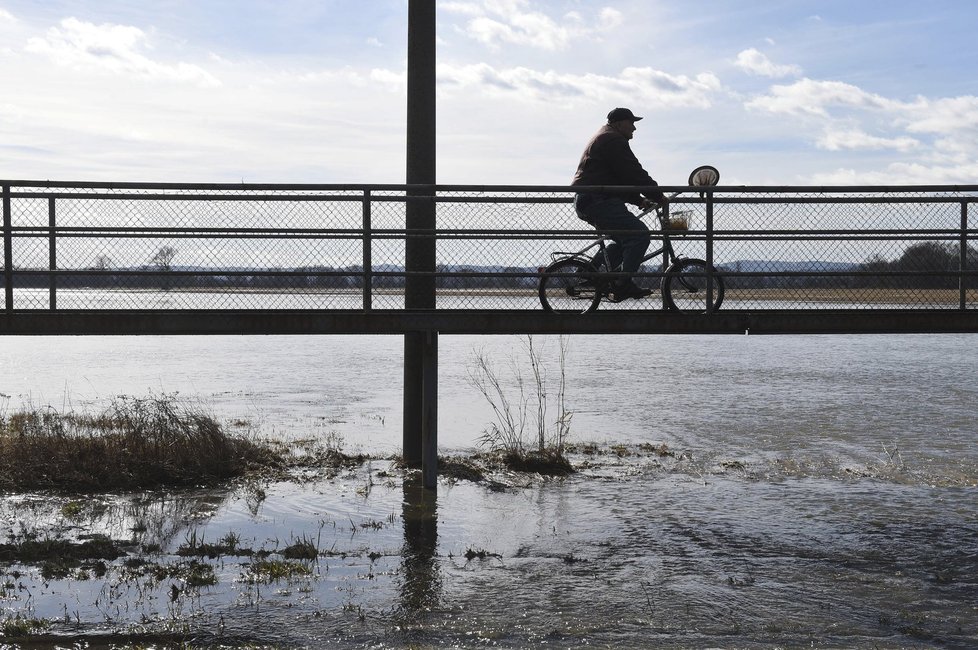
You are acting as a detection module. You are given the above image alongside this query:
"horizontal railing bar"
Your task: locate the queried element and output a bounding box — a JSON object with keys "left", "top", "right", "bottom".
{"left": 7, "top": 192, "right": 977, "bottom": 207}
{"left": 8, "top": 225, "right": 975, "bottom": 236}
{"left": 711, "top": 196, "right": 978, "bottom": 205}
{"left": 4, "top": 233, "right": 971, "bottom": 247}
{"left": 4, "top": 179, "right": 978, "bottom": 193}
{"left": 10, "top": 268, "right": 976, "bottom": 278}
{"left": 3, "top": 181, "right": 419, "bottom": 192}
{"left": 7, "top": 192, "right": 436, "bottom": 203}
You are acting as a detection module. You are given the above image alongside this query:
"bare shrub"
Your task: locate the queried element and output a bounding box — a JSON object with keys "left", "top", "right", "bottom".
{"left": 467, "top": 335, "right": 573, "bottom": 466}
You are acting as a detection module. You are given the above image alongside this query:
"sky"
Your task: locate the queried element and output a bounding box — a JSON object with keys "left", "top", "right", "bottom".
{"left": 1, "top": 0, "right": 977, "bottom": 187}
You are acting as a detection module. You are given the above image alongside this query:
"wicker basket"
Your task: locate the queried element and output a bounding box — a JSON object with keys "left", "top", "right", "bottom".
{"left": 664, "top": 215, "right": 689, "bottom": 231}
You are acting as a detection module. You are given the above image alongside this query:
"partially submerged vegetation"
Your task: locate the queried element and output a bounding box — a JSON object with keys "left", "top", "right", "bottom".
{"left": 0, "top": 387, "right": 585, "bottom": 496}
{"left": 0, "top": 394, "right": 281, "bottom": 492}
{"left": 468, "top": 335, "right": 575, "bottom": 475}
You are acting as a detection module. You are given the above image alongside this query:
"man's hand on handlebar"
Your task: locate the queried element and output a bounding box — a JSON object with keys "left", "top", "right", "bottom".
{"left": 640, "top": 197, "right": 667, "bottom": 212}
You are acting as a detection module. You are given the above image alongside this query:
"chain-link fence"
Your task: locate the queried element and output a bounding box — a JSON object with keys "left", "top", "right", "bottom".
{"left": 2, "top": 182, "right": 976, "bottom": 312}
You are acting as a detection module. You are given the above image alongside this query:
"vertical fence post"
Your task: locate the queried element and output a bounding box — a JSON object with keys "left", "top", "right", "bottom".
{"left": 49, "top": 197, "right": 57, "bottom": 310}
{"left": 660, "top": 200, "right": 669, "bottom": 292}
{"left": 705, "top": 190, "right": 715, "bottom": 313}
{"left": 404, "top": 0, "right": 438, "bottom": 486}
{"left": 961, "top": 200, "right": 969, "bottom": 311}
{"left": 2, "top": 184, "right": 11, "bottom": 312}
{"left": 362, "top": 190, "right": 372, "bottom": 311}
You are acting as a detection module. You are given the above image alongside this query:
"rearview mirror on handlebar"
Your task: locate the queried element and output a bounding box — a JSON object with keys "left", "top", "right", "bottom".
{"left": 687, "top": 164, "right": 719, "bottom": 199}
{"left": 662, "top": 165, "right": 721, "bottom": 203}
{"left": 688, "top": 165, "right": 720, "bottom": 187}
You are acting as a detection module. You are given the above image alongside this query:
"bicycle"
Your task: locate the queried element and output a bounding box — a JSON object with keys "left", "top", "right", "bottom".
{"left": 538, "top": 165, "right": 725, "bottom": 314}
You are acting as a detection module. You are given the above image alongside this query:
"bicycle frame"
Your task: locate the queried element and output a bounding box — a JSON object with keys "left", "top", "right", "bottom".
{"left": 548, "top": 207, "right": 687, "bottom": 285}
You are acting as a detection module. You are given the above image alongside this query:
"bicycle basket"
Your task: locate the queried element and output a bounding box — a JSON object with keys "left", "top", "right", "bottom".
{"left": 663, "top": 213, "right": 690, "bottom": 231}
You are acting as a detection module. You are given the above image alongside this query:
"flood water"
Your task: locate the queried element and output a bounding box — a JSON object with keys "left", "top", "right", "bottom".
{"left": 1, "top": 333, "right": 977, "bottom": 648}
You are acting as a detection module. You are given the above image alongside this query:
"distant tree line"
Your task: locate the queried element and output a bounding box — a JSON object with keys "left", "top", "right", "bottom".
{"left": 4, "top": 264, "right": 538, "bottom": 291}
{"left": 4, "top": 242, "right": 976, "bottom": 291}
{"left": 720, "top": 241, "right": 978, "bottom": 291}
{"left": 855, "top": 241, "right": 978, "bottom": 289}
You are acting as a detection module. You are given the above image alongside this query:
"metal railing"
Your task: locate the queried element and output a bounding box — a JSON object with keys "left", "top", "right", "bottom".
{"left": 2, "top": 180, "right": 976, "bottom": 313}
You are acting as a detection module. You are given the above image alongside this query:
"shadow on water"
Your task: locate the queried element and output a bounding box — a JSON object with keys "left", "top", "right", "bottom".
{"left": 398, "top": 474, "right": 441, "bottom": 619}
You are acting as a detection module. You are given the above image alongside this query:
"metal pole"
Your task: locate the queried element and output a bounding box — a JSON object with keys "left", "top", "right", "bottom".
{"left": 404, "top": 0, "right": 438, "bottom": 483}
{"left": 405, "top": 0, "right": 436, "bottom": 308}
{"left": 2, "top": 184, "right": 11, "bottom": 312}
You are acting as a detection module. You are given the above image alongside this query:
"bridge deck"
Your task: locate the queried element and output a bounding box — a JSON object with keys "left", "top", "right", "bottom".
{"left": 2, "top": 308, "right": 977, "bottom": 335}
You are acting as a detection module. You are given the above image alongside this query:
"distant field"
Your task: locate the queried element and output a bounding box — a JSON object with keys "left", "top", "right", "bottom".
{"left": 723, "top": 287, "right": 978, "bottom": 306}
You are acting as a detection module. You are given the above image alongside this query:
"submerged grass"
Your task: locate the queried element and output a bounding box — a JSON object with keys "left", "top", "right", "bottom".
{"left": 0, "top": 394, "right": 282, "bottom": 492}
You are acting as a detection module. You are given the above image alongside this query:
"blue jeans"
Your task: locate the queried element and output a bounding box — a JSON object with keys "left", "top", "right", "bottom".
{"left": 574, "top": 195, "right": 651, "bottom": 280}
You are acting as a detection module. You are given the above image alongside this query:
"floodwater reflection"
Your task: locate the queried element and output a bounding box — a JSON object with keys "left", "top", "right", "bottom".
{"left": 398, "top": 475, "right": 441, "bottom": 618}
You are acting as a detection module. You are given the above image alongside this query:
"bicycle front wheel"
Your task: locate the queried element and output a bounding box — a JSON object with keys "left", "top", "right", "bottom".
{"left": 539, "top": 258, "right": 601, "bottom": 313}
{"left": 661, "top": 258, "right": 724, "bottom": 312}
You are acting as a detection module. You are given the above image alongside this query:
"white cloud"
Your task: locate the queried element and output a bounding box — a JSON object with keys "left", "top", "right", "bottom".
{"left": 745, "top": 78, "right": 900, "bottom": 117}
{"left": 436, "top": 62, "right": 721, "bottom": 108}
{"left": 729, "top": 58, "right": 978, "bottom": 184}
{"left": 597, "top": 8, "right": 624, "bottom": 30}
{"left": 812, "top": 160, "right": 978, "bottom": 185}
{"left": 370, "top": 67, "right": 406, "bottom": 90}
{"left": 734, "top": 48, "right": 801, "bottom": 78}
{"left": 817, "top": 128, "right": 919, "bottom": 152}
{"left": 903, "top": 95, "right": 978, "bottom": 136}
{"left": 25, "top": 17, "right": 220, "bottom": 87}
{"left": 438, "top": 1, "right": 484, "bottom": 17}
{"left": 442, "top": 0, "right": 621, "bottom": 51}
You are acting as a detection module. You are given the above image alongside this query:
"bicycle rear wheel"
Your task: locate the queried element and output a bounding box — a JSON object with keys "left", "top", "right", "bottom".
{"left": 539, "top": 258, "right": 601, "bottom": 313}
{"left": 661, "top": 258, "right": 724, "bottom": 312}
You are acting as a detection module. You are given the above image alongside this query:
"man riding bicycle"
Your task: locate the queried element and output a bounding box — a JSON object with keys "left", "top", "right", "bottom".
{"left": 571, "top": 107, "right": 667, "bottom": 301}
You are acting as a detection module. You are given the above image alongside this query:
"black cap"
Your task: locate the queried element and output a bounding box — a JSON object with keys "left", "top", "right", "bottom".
{"left": 607, "top": 107, "right": 643, "bottom": 123}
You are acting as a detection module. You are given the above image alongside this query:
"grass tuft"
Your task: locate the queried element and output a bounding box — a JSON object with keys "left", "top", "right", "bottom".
{"left": 282, "top": 537, "right": 319, "bottom": 560}
{"left": 1, "top": 615, "right": 49, "bottom": 637}
{"left": 499, "top": 449, "right": 574, "bottom": 476}
{"left": 0, "top": 394, "right": 282, "bottom": 492}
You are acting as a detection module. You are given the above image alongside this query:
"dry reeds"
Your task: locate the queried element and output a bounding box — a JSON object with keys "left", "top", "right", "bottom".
{"left": 467, "top": 335, "right": 574, "bottom": 469}
{"left": 0, "top": 395, "right": 280, "bottom": 492}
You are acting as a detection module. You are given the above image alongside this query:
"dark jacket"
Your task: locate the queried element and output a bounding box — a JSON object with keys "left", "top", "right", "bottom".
{"left": 571, "top": 125, "right": 664, "bottom": 206}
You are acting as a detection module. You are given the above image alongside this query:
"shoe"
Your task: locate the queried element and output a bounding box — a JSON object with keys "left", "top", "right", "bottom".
{"left": 611, "top": 280, "right": 652, "bottom": 301}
